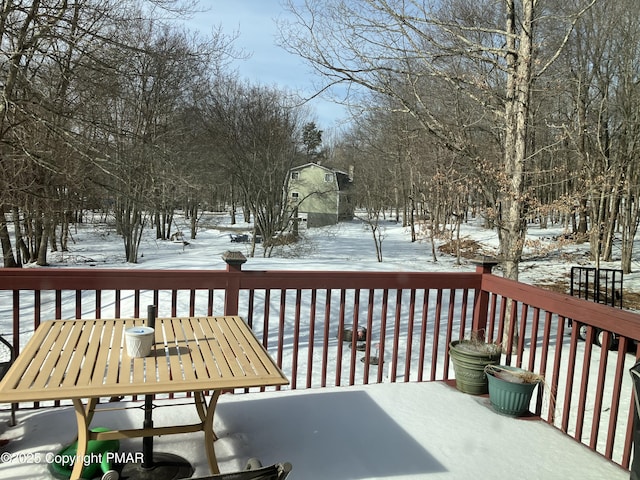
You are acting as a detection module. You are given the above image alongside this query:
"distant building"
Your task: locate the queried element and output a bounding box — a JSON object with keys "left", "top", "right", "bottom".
{"left": 288, "top": 163, "right": 354, "bottom": 228}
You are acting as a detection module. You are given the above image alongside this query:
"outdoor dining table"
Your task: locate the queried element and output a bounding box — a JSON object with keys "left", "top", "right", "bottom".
{"left": 0, "top": 314, "right": 289, "bottom": 480}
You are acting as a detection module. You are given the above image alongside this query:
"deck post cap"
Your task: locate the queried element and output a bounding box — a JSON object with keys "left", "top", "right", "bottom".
{"left": 471, "top": 256, "right": 501, "bottom": 267}
{"left": 222, "top": 250, "right": 247, "bottom": 266}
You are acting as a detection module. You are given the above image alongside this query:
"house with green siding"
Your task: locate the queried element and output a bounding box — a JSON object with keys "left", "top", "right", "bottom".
{"left": 288, "top": 163, "right": 354, "bottom": 228}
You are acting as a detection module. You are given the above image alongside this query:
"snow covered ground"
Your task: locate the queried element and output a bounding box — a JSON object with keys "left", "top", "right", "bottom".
{"left": 35, "top": 211, "right": 640, "bottom": 289}
{"left": 0, "top": 212, "right": 637, "bottom": 479}
{"left": 0, "top": 382, "right": 630, "bottom": 479}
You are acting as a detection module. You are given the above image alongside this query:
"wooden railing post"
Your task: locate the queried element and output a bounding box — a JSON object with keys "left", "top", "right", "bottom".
{"left": 222, "top": 251, "right": 247, "bottom": 316}
{"left": 471, "top": 257, "right": 499, "bottom": 340}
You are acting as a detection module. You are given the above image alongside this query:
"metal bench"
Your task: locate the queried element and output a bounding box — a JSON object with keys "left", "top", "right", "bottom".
{"left": 229, "top": 234, "right": 250, "bottom": 243}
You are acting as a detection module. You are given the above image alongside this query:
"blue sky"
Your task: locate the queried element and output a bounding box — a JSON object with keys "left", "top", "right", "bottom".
{"left": 188, "top": 1, "right": 349, "bottom": 131}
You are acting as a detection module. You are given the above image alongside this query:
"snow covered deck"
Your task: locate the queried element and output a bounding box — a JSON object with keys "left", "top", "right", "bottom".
{"left": 0, "top": 381, "right": 629, "bottom": 479}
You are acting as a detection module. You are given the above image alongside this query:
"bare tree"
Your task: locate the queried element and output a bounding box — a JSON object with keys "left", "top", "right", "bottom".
{"left": 337, "top": 108, "right": 405, "bottom": 261}
{"left": 0, "top": 0, "right": 209, "bottom": 265}
{"left": 280, "top": 0, "right": 596, "bottom": 280}
{"left": 200, "top": 80, "right": 305, "bottom": 257}
{"left": 554, "top": 1, "right": 640, "bottom": 271}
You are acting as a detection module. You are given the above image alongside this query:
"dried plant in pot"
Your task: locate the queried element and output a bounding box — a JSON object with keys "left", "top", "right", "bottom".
{"left": 484, "top": 365, "right": 544, "bottom": 417}
{"left": 449, "top": 335, "right": 502, "bottom": 395}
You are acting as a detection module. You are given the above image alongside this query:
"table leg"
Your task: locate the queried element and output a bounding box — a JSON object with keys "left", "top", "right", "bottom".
{"left": 71, "top": 398, "right": 92, "bottom": 480}
{"left": 194, "top": 391, "right": 206, "bottom": 422}
{"left": 194, "top": 391, "right": 217, "bottom": 441}
{"left": 68, "top": 397, "right": 98, "bottom": 443}
{"left": 84, "top": 397, "right": 98, "bottom": 425}
{"left": 195, "top": 390, "right": 221, "bottom": 474}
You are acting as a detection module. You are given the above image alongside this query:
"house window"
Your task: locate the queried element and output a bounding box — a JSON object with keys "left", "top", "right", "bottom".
{"left": 324, "top": 173, "right": 333, "bottom": 182}
{"left": 291, "top": 171, "right": 299, "bottom": 180}
{"left": 291, "top": 192, "right": 299, "bottom": 200}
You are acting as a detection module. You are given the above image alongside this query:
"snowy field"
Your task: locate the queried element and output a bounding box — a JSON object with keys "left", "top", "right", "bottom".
{"left": 31, "top": 210, "right": 640, "bottom": 289}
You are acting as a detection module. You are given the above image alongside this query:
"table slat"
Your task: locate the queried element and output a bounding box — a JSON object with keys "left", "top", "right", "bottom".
{"left": 186, "top": 318, "right": 213, "bottom": 381}
{"left": 89, "top": 321, "right": 115, "bottom": 387}
{"left": 8, "top": 321, "right": 63, "bottom": 390}
{"left": 164, "top": 318, "right": 186, "bottom": 383}
{"left": 61, "top": 320, "right": 96, "bottom": 388}
{"left": 34, "top": 322, "right": 80, "bottom": 390}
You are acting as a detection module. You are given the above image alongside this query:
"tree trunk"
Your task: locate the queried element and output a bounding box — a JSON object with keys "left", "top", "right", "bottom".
{"left": 115, "top": 201, "right": 146, "bottom": 264}
{"left": 49, "top": 220, "right": 58, "bottom": 252}
{"left": 499, "top": 0, "right": 535, "bottom": 282}
{"left": 410, "top": 189, "right": 416, "bottom": 243}
{"left": 0, "top": 208, "right": 17, "bottom": 268}
{"left": 189, "top": 202, "right": 198, "bottom": 239}
{"left": 429, "top": 218, "right": 438, "bottom": 263}
{"left": 60, "top": 211, "right": 70, "bottom": 251}
{"left": 577, "top": 197, "right": 588, "bottom": 240}
{"left": 36, "top": 218, "right": 50, "bottom": 266}
{"left": 621, "top": 165, "right": 640, "bottom": 273}
{"left": 13, "top": 207, "right": 26, "bottom": 266}
{"left": 601, "top": 187, "right": 621, "bottom": 262}
{"left": 621, "top": 196, "right": 638, "bottom": 273}
{"left": 455, "top": 214, "right": 462, "bottom": 266}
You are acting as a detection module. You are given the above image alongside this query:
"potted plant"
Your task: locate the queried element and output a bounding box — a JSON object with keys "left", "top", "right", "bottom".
{"left": 485, "top": 364, "right": 544, "bottom": 417}
{"left": 338, "top": 326, "right": 367, "bottom": 343}
{"left": 449, "top": 336, "right": 502, "bottom": 395}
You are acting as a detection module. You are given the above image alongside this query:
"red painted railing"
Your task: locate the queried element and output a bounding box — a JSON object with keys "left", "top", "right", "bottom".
{"left": 0, "top": 254, "right": 638, "bottom": 471}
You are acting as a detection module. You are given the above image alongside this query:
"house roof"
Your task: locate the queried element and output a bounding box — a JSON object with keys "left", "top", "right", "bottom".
{"left": 290, "top": 162, "right": 349, "bottom": 177}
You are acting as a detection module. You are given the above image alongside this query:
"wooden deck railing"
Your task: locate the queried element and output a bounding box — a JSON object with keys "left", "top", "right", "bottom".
{"left": 0, "top": 253, "right": 638, "bottom": 471}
